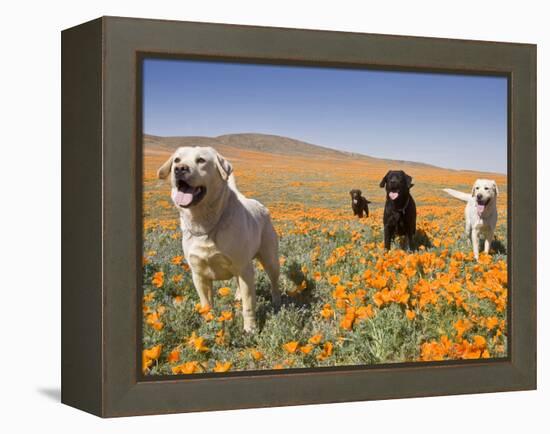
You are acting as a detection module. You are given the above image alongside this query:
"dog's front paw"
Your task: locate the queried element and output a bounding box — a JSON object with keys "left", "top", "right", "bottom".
{"left": 243, "top": 317, "right": 257, "bottom": 333}
{"left": 234, "top": 288, "right": 242, "bottom": 301}
{"left": 271, "top": 293, "right": 281, "bottom": 310}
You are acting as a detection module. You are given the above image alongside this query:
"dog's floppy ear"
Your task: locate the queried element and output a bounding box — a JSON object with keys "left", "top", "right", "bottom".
{"left": 471, "top": 184, "right": 477, "bottom": 197}
{"left": 157, "top": 154, "right": 173, "bottom": 179}
{"left": 492, "top": 181, "right": 499, "bottom": 195}
{"left": 405, "top": 174, "right": 414, "bottom": 189}
{"left": 215, "top": 151, "right": 233, "bottom": 181}
{"left": 379, "top": 171, "right": 390, "bottom": 188}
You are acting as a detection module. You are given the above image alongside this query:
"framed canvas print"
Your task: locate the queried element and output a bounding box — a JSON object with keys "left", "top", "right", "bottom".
{"left": 61, "top": 16, "right": 536, "bottom": 417}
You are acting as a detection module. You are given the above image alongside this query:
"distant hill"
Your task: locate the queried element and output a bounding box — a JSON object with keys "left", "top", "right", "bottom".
{"left": 144, "top": 133, "right": 350, "bottom": 158}
{"left": 143, "top": 132, "right": 498, "bottom": 174}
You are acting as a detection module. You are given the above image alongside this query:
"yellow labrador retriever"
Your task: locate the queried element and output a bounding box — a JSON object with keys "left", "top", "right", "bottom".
{"left": 443, "top": 179, "right": 499, "bottom": 260}
{"left": 158, "top": 146, "right": 281, "bottom": 331}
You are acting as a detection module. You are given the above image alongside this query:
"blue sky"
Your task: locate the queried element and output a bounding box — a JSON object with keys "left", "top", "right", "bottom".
{"left": 143, "top": 58, "right": 507, "bottom": 173}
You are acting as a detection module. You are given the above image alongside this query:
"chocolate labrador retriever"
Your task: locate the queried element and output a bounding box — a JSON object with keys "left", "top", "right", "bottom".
{"left": 350, "top": 189, "right": 371, "bottom": 218}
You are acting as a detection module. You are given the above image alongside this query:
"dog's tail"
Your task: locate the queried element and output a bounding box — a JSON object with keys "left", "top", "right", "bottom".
{"left": 443, "top": 188, "right": 470, "bottom": 202}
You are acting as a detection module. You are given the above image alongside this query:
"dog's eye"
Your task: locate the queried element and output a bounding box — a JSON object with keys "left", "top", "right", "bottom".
{"left": 196, "top": 157, "right": 206, "bottom": 164}
{"left": 476, "top": 187, "right": 479, "bottom": 190}
{"left": 174, "top": 157, "right": 181, "bottom": 163}
{"left": 484, "top": 187, "right": 489, "bottom": 190}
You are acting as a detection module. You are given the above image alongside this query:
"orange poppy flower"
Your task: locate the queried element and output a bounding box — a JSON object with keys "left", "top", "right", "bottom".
{"left": 173, "top": 295, "right": 184, "bottom": 304}
{"left": 171, "top": 361, "right": 200, "bottom": 374}
{"left": 142, "top": 344, "right": 162, "bottom": 373}
{"left": 485, "top": 317, "right": 499, "bottom": 330}
{"left": 143, "top": 292, "right": 155, "bottom": 303}
{"left": 356, "top": 305, "right": 375, "bottom": 320}
{"left": 214, "top": 330, "right": 226, "bottom": 346}
{"left": 146, "top": 312, "right": 164, "bottom": 330}
{"left": 320, "top": 304, "right": 334, "bottom": 319}
{"left": 167, "top": 348, "right": 181, "bottom": 363}
{"left": 332, "top": 285, "right": 348, "bottom": 300}
{"left": 187, "top": 332, "right": 210, "bottom": 353}
{"left": 454, "top": 319, "right": 472, "bottom": 338}
{"left": 151, "top": 321, "right": 164, "bottom": 331}
{"left": 373, "top": 291, "right": 384, "bottom": 307}
{"left": 282, "top": 341, "right": 299, "bottom": 353}
{"left": 218, "top": 287, "right": 231, "bottom": 297}
{"left": 329, "top": 275, "right": 341, "bottom": 285}
{"left": 316, "top": 342, "right": 334, "bottom": 361}
{"left": 143, "top": 344, "right": 162, "bottom": 361}
{"left": 250, "top": 349, "right": 264, "bottom": 361}
{"left": 195, "top": 303, "right": 214, "bottom": 321}
{"left": 300, "top": 344, "right": 314, "bottom": 355}
{"left": 213, "top": 361, "right": 232, "bottom": 372}
{"left": 217, "top": 311, "right": 233, "bottom": 322}
{"left": 151, "top": 271, "right": 164, "bottom": 288}
{"left": 308, "top": 334, "right": 323, "bottom": 345}
{"left": 171, "top": 255, "right": 184, "bottom": 265}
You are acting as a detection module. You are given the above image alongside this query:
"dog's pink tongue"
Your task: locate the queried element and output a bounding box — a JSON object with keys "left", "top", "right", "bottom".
{"left": 476, "top": 204, "right": 485, "bottom": 215}
{"left": 174, "top": 190, "right": 194, "bottom": 207}
{"left": 389, "top": 192, "right": 399, "bottom": 200}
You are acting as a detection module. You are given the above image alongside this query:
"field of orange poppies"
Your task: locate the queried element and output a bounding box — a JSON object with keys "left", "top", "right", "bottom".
{"left": 142, "top": 139, "right": 508, "bottom": 375}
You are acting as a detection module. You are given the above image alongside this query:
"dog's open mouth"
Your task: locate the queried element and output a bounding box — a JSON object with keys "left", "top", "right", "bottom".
{"left": 388, "top": 191, "right": 399, "bottom": 200}
{"left": 174, "top": 180, "right": 206, "bottom": 208}
{"left": 476, "top": 198, "right": 490, "bottom": 214}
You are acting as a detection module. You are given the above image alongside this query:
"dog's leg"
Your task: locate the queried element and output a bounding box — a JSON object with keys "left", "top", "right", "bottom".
{"left": 464, "top": 209, "right": 471, "bottom": 242}
{"left": 238, "top": 263, "right": 257, "bottom": 332}
{"left": 484, "top": 229, "right": 495, "bottom": 255}
{"left": 464, "top": 222, "right": 471, "bottom": 241}
{"left": 407, "top": 232, "right": 414, "bottom": 251}
{"left": 191, "top": 272, "right": 213, "bottom": 307}
{"left": 258, "top": 224, "right": 281, "bottom": 309}
{"left": 258, "top": 255, "right": 281, "bottom": 310}
{"left": 471, "top": 228, "right": 480, "bottom": 260}
{"left": 234, "top": 277, "right": 242, "bottom": 301}
{"left": 384, "top": 226, "right": 394, "bottom": 250}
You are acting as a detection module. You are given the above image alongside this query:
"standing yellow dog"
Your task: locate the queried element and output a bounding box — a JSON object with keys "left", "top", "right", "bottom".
{"left": 444, "top": 179, "right": 499, "bottom": 260}
{"left": 158, "top": 146, "right": 281, "bottom": 332}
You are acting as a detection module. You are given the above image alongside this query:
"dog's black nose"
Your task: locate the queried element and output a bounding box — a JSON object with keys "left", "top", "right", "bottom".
{"left": 476, "top": 193, "right": 483, "bottom": 200}
{"left": 174, "top": 165, "right": 189, "bottom": 174}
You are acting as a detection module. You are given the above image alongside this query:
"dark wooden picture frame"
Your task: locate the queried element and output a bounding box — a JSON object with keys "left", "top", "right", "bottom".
{"left": 61, "top": 16, "right": 536, "bottom": 417}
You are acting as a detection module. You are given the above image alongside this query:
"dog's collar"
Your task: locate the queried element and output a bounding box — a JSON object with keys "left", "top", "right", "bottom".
{"left": 394, "top": 195, "right": 410, "bottom": 215}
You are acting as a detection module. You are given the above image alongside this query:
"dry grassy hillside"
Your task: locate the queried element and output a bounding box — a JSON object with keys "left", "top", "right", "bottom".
{"left": 144, "top": 132, "right": 456, "bottom": 170}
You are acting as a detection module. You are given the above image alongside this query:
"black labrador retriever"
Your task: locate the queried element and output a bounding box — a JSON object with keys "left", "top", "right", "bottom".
{"left": 379, "top": 170, "right": 416, "bottom": 250}
{"left": 350, "top": 189, "right": 371, "bottom": 218}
